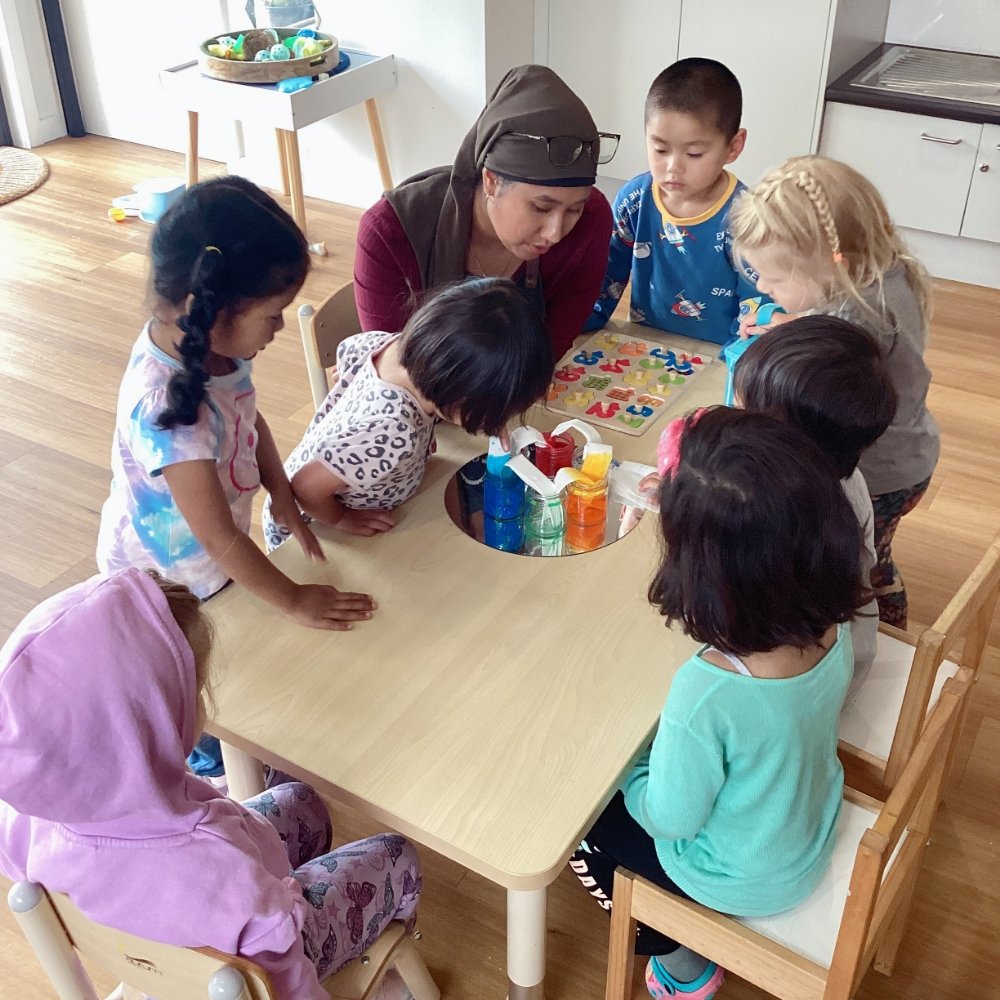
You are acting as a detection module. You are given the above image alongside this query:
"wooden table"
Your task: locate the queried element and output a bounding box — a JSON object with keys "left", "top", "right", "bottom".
{"left": 206, "top": 328, "right": 726, "bottom": 999}
{"left": 160, "top": 50, "right": 397, "bottom": 233}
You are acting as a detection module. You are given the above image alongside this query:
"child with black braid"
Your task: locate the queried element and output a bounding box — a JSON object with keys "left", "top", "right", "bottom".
{"left": 98, "top": 177, "right": 376, "bottom": 633}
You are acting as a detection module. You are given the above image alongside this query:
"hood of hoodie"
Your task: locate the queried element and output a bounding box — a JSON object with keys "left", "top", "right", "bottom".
{"left": 0, "top": 567, "right": 216, "bottom": 839}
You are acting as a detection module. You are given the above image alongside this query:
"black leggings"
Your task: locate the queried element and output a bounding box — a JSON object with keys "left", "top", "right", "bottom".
{"left": 569, "top": 792, "right": 692, "bottom": 955}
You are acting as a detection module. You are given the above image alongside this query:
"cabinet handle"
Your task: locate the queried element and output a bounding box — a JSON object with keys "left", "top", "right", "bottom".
{"left": 919, "top": 132, "right": 962, "bottom": 145}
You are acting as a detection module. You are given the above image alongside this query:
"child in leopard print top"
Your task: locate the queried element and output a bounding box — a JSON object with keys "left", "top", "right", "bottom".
{"left": 264, "top": 277, "right": 553, "bottom": 549}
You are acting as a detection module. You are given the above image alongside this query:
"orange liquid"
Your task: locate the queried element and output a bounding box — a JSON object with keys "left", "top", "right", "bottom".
{"left": 565, "top": 486, "right": 608, "bottom": 552}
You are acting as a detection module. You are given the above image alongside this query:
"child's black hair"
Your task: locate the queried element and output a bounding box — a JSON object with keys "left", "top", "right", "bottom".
{"left": 645, "top": 57, "right": 742, "bottom": 138}
{"left": 649, "top": 406, "right": 869, "bottom": 657}
{"left": 400, "top": 277, "right": 554, "bottom": 437}
{"left": 735, "top": 315, "right": 899, "bottom": 478}
{"left": 151, "top": 176, "right": 309, "bottom": 429}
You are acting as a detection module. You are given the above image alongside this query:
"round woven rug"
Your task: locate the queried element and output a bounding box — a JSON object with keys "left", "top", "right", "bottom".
{"left": 0, "top": 146, "right": 50, "bottom": 206}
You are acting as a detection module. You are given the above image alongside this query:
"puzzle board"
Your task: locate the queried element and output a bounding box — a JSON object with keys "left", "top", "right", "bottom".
{"left": 545, "top": 330, "right": 714, "bottom": 436}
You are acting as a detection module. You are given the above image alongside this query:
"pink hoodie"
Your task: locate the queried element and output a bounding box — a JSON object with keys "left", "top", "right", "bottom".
{"left": 0, "top": 569, "right": 326, "bottom": 999}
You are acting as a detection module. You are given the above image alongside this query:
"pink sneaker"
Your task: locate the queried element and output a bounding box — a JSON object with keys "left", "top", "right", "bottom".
{"left": 645, "top": 956, "right": 725, "bottom": 999}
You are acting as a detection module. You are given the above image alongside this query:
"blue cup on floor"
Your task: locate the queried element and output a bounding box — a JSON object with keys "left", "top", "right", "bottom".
{"left": 135, "top": 177, "right": 185, "bottom": 224}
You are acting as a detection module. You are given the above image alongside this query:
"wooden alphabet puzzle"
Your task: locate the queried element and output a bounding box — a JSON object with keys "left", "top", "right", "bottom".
{"left": 546, "top": 330, "right": 713, "bottom": 436}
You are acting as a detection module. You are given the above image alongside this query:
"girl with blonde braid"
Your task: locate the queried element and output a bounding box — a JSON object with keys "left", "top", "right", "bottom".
{"left": 728, "top": 155, "right": 938, "bottom": 628}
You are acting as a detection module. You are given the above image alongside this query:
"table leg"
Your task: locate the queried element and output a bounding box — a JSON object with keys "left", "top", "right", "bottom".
{"left": 363, "top": 97, "right": 394, "bottom": 192}
{"left": 507, "top": 887, "right": 546, "bottom": 1000}
{"left": 279, "top": 128, "right": 307, "bottom": 232}
{"left": 186, "top": 110, "right": 199, "bottom": 188}
{"left": 276, "top": 128, "right": 291, "bottom": 197}
{"left": 220, "top": 741, "right": 265, "bottom": 802}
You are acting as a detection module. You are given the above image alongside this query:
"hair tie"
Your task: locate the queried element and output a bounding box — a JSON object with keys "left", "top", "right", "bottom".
{"left": 832, "top": 252, "right": 844, "bottom": 263}
{"left": 204, "top": 245, "right": 223, "bottom": 256}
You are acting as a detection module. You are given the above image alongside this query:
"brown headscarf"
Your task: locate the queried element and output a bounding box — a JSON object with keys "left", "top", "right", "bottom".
{"left": 385, "top": 64, "right": 599, "bottom": 288}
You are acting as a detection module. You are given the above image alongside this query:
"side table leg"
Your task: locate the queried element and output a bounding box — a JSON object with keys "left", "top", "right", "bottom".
{"left": 363, "top": 98, "right": 393, "bottom": 192}
{"left": 276, "top": 128, "right": 291, "bottom": 197}
{"left": 220, "top": 741, "right": 265, "bottom": 802}
{"left": 186, "top": 110, "right": 199, "bottom": 188}
{"left": 279, "top": 128, "right": 307, "bottom": 232}
{"left": 507, "top": 887, "right": 546, "bottom": 1000}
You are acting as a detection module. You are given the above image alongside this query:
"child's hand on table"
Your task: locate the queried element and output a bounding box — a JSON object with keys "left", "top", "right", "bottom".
{"left": 335, "top": 508, "right": 396, "bottom": 537}
{"left": 288, "top": 583, "right": 377, "bottom": 631}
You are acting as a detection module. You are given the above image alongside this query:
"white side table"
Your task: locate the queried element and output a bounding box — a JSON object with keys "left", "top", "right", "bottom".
{"left": 161, "top": 51, "right": 397, "bottom": 232}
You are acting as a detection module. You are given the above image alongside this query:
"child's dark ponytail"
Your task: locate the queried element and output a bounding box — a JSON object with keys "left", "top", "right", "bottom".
{"left": 151, "top": 176, "right": 309, "bottom": 429}
{"left": 158, "top": 248, "right": 224, "bottom": 429}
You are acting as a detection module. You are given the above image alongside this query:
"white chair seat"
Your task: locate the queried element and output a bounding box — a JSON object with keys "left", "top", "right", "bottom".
{"left": 740, "top": 799, "right": 907, "bottom": 969}
{"left": 839, "top": 632, "right": 959, "bottom": 760}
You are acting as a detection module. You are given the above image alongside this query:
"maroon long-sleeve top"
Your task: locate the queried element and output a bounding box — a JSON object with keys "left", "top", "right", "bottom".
{"left": 353, "top": 187, "right": 613, "bottom": 360}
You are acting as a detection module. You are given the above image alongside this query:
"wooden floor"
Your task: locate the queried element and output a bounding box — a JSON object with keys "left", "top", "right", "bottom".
{"left": 1, "top": 135, "right": 998, "bottom": 999}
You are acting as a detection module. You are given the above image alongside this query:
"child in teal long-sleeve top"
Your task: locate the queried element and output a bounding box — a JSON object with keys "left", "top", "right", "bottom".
{"left": 569, "top": 407, "right": 869, "bottom": 1000}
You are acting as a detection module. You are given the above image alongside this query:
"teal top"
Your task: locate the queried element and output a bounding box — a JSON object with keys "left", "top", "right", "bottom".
{"left": 622, "top": 624, "right": 852, "bottom": 916}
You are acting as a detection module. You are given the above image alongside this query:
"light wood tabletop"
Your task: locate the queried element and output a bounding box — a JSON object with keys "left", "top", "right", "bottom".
{"left": 204, "top": 326, "right": 726, "bottom": 999}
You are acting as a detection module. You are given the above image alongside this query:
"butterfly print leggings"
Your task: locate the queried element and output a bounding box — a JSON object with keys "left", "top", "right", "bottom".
{"left": 870, "top": 474, "right": 932, "bottom": 629}
{"left": 243, "top": 782, "right": 423, "bottom": 980}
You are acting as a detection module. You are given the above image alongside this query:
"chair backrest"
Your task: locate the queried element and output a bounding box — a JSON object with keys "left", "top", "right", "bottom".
{"left": 8, "top": 882, "right": 273, "bottom": 1000}
{"left": 299, "top": 281, "right": 363, "bottom": 410}
{"left": 608, "top": 672, "right": 970, "bottom": 1000}
{"left": 826, "top": 670, "right": 970, "bottom": 997}
{"left": 882, "top": 531, "right": 1000, "bottom": 788}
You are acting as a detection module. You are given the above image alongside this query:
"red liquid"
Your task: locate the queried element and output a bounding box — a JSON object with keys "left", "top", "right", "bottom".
{"left": 534, "top": 432, "right": 575, "bottom": 477}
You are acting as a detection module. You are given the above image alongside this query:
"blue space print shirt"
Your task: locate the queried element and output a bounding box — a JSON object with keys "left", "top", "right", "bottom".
{"left": 584, "top": 171, "right": 767, "bottom": 346}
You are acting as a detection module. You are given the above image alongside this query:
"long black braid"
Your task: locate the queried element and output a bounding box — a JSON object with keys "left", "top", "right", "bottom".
{"left": 158, "top": 249, "right": 225, "bottom": 429}
{"left": 151, "top": 176, "right": 309, "bottom": 430}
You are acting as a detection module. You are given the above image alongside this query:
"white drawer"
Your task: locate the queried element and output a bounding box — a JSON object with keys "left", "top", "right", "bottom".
{"left": 819, "top": 102, "right": 982, "bottom": 237}
{"left": 961, "top": 124, "right": 1000, "bottom": 245}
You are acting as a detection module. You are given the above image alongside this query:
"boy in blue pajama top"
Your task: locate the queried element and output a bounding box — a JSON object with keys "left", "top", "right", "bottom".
{"left": 585, "top": 58, "right": 769, "bottom": 347}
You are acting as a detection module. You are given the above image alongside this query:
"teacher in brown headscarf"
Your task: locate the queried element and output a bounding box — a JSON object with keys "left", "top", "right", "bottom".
{"left": 353, "top": 64, "right": 617, "bottom": 360}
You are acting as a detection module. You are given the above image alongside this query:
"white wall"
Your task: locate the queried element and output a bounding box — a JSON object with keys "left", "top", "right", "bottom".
{"left": 240, "top": 0, "right": 499, "bottom": 209}
{"left": 886, "top": 0, "right": 1000, "bottom": 57}
{"left": 61, "top": 0, "right": 235, "bottom": 164}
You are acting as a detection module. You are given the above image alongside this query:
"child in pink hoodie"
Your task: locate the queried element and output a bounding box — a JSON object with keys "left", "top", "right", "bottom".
{"left": 0, "top": 568, "right": 422, "bottom": 999}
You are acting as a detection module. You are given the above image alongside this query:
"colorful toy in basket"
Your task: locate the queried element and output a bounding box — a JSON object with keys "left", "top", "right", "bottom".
{"left": 545, "top": 330, "right": 713, "bottom": 436}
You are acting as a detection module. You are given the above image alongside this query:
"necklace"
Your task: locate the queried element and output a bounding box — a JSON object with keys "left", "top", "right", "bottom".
{"left": 469, "top": 242, "right": 516, "bottom": 278}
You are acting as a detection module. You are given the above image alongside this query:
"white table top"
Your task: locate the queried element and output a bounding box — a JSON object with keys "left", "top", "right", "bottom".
{"left": 160, "top": 49, "right": 397, "bottom": 130}
{"left": 204, "top": 326, "right": 726, "bottom": 889}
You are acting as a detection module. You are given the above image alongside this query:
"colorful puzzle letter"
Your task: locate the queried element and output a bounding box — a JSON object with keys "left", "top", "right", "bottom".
{"left": 587, "top": 401, "right": 620, "bottom": 419}
{"left": 582, "top": 374, "right": 612, "bottom": 390}
{"left": 555, "top": 365, "right": 584, "bottom": 382}
{"left": 599, "top": 358, "right": 631, "bottom": 374}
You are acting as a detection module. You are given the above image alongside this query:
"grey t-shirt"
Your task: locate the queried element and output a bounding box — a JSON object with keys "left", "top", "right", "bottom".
{"left": 822, "top": 265, "right": 940, "bottom": 496}
{"left": 841, "top": 468, "right": 878, "bottom": 697}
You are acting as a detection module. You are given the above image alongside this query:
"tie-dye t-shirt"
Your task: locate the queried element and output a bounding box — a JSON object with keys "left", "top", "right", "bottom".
{"left": 97, "top": 325, "right": 260, "bottom": 599}
{"left": 262, "top": 331, "right": 436, "bottom": 550}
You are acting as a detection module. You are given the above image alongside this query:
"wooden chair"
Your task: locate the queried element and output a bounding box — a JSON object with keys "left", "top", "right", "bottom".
{"left": 839, "top": 531, "right": 1000, "bottom": 799}
{"left": 605, "top": 671, "right": 971, "bottom": 1000}
{"left": 7, "top": 880, "right": 439, "bottom": 1000}
{"left": 299, "top": 281, "right": 363, "bottom": 410}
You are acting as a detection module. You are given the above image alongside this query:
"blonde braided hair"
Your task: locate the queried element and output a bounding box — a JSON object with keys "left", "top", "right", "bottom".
{"left": 730, "top": 155, "right": 930, "bottom": 327}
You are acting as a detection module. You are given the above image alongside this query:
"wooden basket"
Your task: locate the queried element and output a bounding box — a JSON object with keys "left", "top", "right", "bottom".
{"left": 199, "top": 28, "right": 339, "bottom": 84}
